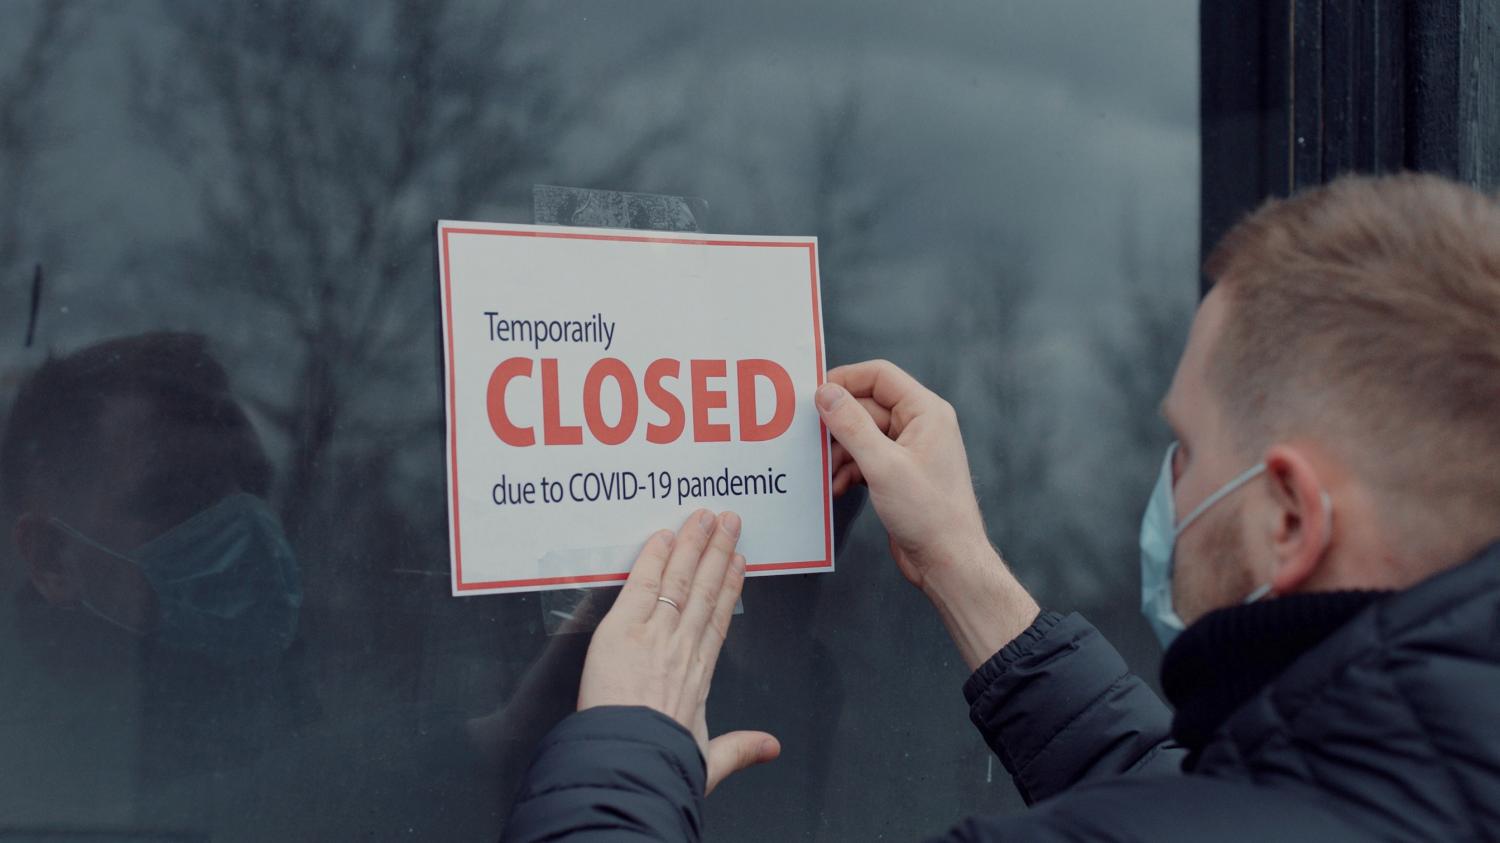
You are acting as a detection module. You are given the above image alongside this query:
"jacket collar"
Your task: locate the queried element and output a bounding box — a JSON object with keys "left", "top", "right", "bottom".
{"left": 1160, "top": 588, "right": 1391, "bottom": 767}
{"left": 1187, "top": 539, "right": 1500, "bottom": 832}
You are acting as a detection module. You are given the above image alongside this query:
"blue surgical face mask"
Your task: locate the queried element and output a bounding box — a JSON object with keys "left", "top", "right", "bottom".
{"left": 50, "top": 493, "right": 303, "bottom": 662}
{"left": 1139, "top": 443, "right": 1270, "bottom": 649}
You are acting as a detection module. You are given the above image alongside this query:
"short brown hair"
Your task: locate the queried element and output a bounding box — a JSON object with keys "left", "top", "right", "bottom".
{"left": 1204, "top": 172, "right": 1500, "bottom": 549}
{"left": 0, "top": 332, "right": 272, "bottom": 516}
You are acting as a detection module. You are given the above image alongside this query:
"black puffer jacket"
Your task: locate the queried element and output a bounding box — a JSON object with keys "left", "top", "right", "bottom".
{"left": 502, "top": 541, "right": 1500, "bottom": 841}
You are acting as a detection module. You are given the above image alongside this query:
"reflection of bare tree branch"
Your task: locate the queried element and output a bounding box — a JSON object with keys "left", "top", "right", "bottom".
{"left": 940, "top": 238, "right": 1069, "bottom": 583}
{"left": 1095, "top": 200, "right": 1192, "bottom": 466}
{"left": 795, "top": 81, "right": 1069, "bottom": 589}
{"left": 1075, "top": 198, "right": 1194, "bottom": 602}
{"left": 133, "top": 0, "right": 684, "bottom": 540}
{"left": 0, "top": 0, "right": 86, "bottom": 283}
{"left": 806, "top": 85, "right": 883, "bottom": 353}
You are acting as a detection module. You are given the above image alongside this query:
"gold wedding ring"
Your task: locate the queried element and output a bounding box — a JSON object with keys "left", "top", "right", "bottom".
{"left": 656, "top": 595, "right": 681, "bottom": 611}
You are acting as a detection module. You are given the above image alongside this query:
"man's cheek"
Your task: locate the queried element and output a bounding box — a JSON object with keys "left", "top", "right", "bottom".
{"left": 1177, "top": 516, "right": 1254, "bottom": 625}
{"left": 1170, "top": 542, "right": 1203, "bottom": 623}
{"left": 1171, "top": 532, "right": 1223, "bottom": 625}
{"left": 79, "top": 547, "right": 159, "bottom": 633}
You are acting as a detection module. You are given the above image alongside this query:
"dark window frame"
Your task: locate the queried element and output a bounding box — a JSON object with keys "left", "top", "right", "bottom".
{"left": 1200, "top": 0, "right": 1500, "bottom": 293}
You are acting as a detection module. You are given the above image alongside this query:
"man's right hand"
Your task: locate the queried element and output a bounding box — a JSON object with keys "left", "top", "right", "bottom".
{"left": 817, "top": 361, "right": 991, "bottom": 590}
{"left": 817, "top": 360, "right": 1040, "bottom": 669}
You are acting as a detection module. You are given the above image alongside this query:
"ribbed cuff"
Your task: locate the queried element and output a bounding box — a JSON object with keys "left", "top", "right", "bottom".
{"left": 962, "top": 610, "right": 1064, "bottom": 705}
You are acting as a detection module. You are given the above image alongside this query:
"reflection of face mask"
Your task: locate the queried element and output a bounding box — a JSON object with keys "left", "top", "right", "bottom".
{"left": 1139, "top": 443, "right": 1268, "bottom": 649}
{"left": 51, "top": 493, "right": 302, "bottom": 661}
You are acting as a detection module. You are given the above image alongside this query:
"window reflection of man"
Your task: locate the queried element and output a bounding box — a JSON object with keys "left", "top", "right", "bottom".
{"left": 4, "top": 332, "right": 301, "bottom": 660}
{"left": 0, "top": 332, "right": 310, "bottom": 821}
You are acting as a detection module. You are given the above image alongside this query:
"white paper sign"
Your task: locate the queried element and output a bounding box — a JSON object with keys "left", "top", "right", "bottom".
{"left": 436, "top": 221, "right": 833, "bottom": 595}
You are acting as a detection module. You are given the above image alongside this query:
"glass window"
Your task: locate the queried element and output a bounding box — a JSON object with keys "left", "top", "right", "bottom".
{"left": 0, "top": 1, "right": 1197, "bottom": 839}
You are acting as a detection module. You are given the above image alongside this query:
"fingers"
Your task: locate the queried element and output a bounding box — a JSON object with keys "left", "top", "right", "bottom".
{"left": 832, "top": 461, "right": 864, "bottom": 496}
{"left": 860, "top": 396, "right": 893, "bottom": 431}
{"left": 828, "top": 399, "right": 891, "bottom": 468}
{"left": 688, "top": 552, "right": 744, "bottom": 749}
{"left": 682, "top": 552, "right": 744, "bottom": 751}
{"left": 705, "top": 730, "right": 781, "bottom": 795}
{"left": 829, "top": 399, "right": 890, "bottom": 455}
{"left": 655, "top": 509, "right": 719, "bottom": 621}
{"left": 675, "top": 513, "right": 740, "bottom": 637}
{"left": 852, "top": 395, "right": 892, "bottom": 434}
{"left": 699, "top": 552, "right": 746, "bottom": 670}
{"left": 614, "top": 529, "right": 676, "bottom": 622}
{"left": 816, "top": 382, "right": 900, "bottom": 483}
{"left": 828, "top": 359, "right": 930, "bottom": 412}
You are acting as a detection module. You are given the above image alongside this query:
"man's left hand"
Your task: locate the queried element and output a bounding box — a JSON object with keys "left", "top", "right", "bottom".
{"left": 577, "top": 508, "right": 781, "bottom": 794}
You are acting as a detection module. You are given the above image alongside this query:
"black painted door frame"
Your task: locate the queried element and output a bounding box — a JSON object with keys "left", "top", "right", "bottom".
{"left": 1200, "top": 0, "right": 1499, "bottom": 293}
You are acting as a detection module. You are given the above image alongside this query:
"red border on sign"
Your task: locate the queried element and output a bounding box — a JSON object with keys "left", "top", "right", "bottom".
{"left": 439, "top": 225, "right": 833, "bottom": 592}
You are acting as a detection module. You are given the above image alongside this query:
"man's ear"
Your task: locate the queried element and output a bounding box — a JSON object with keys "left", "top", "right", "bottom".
{"left": 13, "top": 513, "right": 80, "bottom": 605}
{"left": 1261, "top": 445, "right": 1335, "bottom": 595}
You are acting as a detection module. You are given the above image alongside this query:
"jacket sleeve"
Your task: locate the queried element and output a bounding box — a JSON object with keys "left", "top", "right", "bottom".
{"left": 501, "top": 706, "right": 705, "bottom": 843}
{"left": 962, "top": 611, "right": 1185, "bottom": 805}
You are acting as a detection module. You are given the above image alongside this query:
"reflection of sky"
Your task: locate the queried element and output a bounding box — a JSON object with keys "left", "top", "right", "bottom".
{"left": 8, "top": 0, "right": 1196, "bottom": 332}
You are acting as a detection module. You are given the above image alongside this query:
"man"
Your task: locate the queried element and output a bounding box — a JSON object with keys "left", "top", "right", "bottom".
{"left": 501, "top": 172, "right": 1500, "bottom": 840}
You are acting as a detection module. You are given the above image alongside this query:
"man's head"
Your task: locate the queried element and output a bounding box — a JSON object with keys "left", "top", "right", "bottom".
{"left": 1160, "top": 173, "right": 1500, "bottom": 624}
{"left": 1, "top": 332, "right": 272, "bottom": 628}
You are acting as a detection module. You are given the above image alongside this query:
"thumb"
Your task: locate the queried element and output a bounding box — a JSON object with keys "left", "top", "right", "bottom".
{"left": 816, "top": 383, "right": 894, "bottom": 479}
{"left": 705, "top": 730, "right": 781, "bottom": 795}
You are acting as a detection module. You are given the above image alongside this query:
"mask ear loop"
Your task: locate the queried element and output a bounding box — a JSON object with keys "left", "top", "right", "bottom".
{"left": 1245, "top": 489, "right": 1335, "bottom": 604}
{"left": 44, "top": 518, "right": 150, "bottom": 636}
{"left": 1175, "top": 461, "right": 1268, "bottom": 534}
